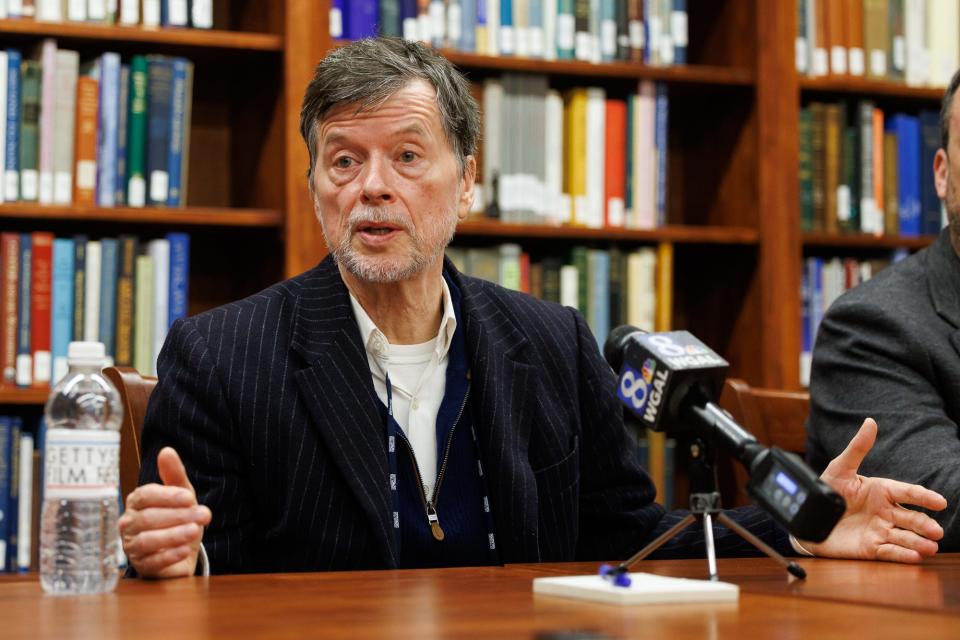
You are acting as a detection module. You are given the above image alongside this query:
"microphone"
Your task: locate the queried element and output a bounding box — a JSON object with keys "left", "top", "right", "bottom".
{"left": 604, "top": 325, "right": 845, "bottom": 543}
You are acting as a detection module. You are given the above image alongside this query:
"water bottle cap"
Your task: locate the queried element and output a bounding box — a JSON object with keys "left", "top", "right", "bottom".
{"left": 67, "top": 341, "right": 108, "bottom": 366}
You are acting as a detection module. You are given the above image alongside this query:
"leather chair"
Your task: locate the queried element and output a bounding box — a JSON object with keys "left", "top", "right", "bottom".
{"left": 717, "top": 378, "right": 811, "bottom": 507}
{"left": 103, "top": 366, "right": 157, "bottom": 502}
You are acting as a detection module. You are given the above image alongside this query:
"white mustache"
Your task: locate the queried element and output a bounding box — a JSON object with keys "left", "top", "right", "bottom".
{"left": 348, "top": 206, "right": 412, "bottom": 232}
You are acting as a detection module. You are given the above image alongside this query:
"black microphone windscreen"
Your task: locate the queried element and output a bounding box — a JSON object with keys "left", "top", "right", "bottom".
{"left": 604, "top": 324, "right": 643, "bottom": 373}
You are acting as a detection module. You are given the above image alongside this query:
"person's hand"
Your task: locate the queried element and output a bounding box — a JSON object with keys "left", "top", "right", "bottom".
{"left": 805, "top": 418, "right": 948, "bottom": 563}
{"left": 119, "top": 447, "right": 212, "bottom": 578}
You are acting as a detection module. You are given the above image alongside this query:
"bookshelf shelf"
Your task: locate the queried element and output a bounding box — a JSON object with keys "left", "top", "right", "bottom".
{"left": 0, "top": 204, "right": 283, "bottom": 227}
{"left": 799, "top": 77, "right": 944, "bottom": 101}
{"left": 802, "top": 232, "right": 938, "bottom": 251}
{"left": 429, "top": 51, "right": 755, "bottom": 86}
{"left": 0, "top": 389, "right": 48, "bottom": 406}
{"left": 457, "top": 221, "right": 759, "bottom": 244}
{"left": 0, "top": 19, "right": 284, "bottom": 52}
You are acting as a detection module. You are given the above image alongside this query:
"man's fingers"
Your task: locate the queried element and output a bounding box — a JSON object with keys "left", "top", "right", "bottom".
{"left": 125, "top": 483, "right": 197, "bottom": 511}
{"left": 123, "top": 522, "right": 203, "bottom": 559}
{"left": 876, "top": 527, "right": 939, "bottom": 561}
{"left": 157, "top": 447, "right": 194, "bottom": 491}
{"left": 119, "top": 506, "right": 211, "bottom": 536}
{"left": 891, "top": 506, "right": 945, "bottom": 540}
{"left": 882, "top": 480, "right": 949, "bottom": 512}
{"left": 133, "top": 545, "right": 194, "bottom": 579}
{"left": 827, "top": 418, "right": 878, "bottom": 476}
{"left": 875, "top": 543, "right": 925, "bottom": 564}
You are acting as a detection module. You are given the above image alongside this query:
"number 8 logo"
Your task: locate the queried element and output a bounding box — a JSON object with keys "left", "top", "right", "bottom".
{"left": 620, "top": 370, "right": 648, "bottom": 410}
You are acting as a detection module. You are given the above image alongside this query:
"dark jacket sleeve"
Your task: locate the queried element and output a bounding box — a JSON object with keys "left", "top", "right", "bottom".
{"left": 569, "top": 309, "right": 790, "bottom": 560}
{"left": 807, "top": 294, "right": 960, "bottom": 549}
{"left": 138, "top": 316, "right": 260, "bottom": 573}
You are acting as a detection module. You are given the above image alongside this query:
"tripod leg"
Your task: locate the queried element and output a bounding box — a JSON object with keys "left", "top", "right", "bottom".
{"left": 702, "top": 512, "right": 719, "bottom": 582}
{"left": 715, "top": 513, "right": 807, "bottom": 580}
{"left": 616, "top": 514, "right": 697, "bottom": 573}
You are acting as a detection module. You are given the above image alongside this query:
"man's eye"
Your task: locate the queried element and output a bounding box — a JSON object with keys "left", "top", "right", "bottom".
{"left": 334, "top": 156, "right": 354, "bottom": 169}
{"left": 400, "top": 151, "right": 417, "bottom": 163}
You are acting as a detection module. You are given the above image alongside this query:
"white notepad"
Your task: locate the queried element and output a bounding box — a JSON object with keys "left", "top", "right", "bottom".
{"left": 532, "top": 572, "right": 740, "bottom": 605}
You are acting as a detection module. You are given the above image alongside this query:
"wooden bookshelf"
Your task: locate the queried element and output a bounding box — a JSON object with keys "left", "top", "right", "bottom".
{"left": 799, "top": 77, "right": 946, "bottom": 101}
{"left": 0, "top": 204, "right": 282, "bottom": 227}
{"left": 457, "top": 221, "right": 759, "bottom": 244}
{"left": 0, "top": 389, "right": 48, "bottom": 406}
{"left": 0, "top": 19, "right": 284, "bottom": 51}
{"left": 803, "top": 233, "right": 938, "bottom": 251}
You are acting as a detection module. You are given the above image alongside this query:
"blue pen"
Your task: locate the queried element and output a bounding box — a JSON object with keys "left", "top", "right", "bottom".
{"left": 598, "top": 564, "right": 632, "bottom": 588}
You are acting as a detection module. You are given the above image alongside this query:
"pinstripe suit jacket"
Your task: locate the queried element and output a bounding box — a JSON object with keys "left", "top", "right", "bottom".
{"left": 138, "top": 256, "right": 785, "bottom": 574}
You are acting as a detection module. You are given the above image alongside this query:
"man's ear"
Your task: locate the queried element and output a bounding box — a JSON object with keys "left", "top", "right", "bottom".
{"left": 935, "top": 148, "right": 949, "bottom": 200}
{"left": 457, "top": 155, "right": 477, "bottom": 221}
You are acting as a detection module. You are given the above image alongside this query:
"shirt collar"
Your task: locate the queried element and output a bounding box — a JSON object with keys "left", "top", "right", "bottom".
{"left": 348, "top": 277, "right": 458, "bottom": 363}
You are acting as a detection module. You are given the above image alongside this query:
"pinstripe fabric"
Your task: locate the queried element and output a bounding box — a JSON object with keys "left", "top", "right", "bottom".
{"left": 138, "top": 256, "right": 788, "bottom": 575}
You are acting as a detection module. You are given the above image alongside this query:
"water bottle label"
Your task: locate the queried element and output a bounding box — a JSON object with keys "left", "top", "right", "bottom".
{"left": 44, "top": 429, "right": 120, "bottom": 500}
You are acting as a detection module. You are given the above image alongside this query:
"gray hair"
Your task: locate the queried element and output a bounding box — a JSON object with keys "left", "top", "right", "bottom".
{"left": 299, "top": 37, "right": 480, "bottom": 181}
{"left": 941, "top": 67, "right": 960, "bottom": 151}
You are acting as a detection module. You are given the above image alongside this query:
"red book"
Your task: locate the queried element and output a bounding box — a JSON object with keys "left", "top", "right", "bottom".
{"left": 604, "top": 99, "right": 627, "bottom": 227}
{"left": 0, "top": 233, "right": 20, "bottom": 388}
{"left": 519, "top": 251, "right": 531, "bottom": 294}
{"left": 30, "top": 232, "right": 54, "bottom": 388}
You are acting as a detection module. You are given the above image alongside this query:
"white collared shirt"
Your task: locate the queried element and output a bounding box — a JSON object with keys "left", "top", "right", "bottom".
{"left": 349, "top": 278, "right": 457, "bottom": 500}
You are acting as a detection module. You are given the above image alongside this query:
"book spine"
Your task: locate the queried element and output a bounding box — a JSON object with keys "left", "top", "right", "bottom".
{"left": 671, "top": 0, "right": 686, "bottom": 64}
{"left": 97, "top": 52, "right": 121, "bottom": 208}
{"left": 15, "top": 234, "right": 31, "bottom": 388}
{"left": 98, "top": 238, "right": 119, "bottom": 362}
{"left": 190, "top": 0, "right": 212, "bottom": 28}
{"left": 4, "top": 50, "right": 20, "bottom": 202}
{"left": 134, "top": 254, "right": 154, "bottom": 376}
{"left": 30, "top": 231, "right": 52, "bottom": 388}
{"left": 37, "top": 39, "right": 56, "bottom": 205}
{"left": 119, "top": 0, "right": 139, "bottom": 25}
{"left": 0, "top": 418, "right": 9, "bottom": 571}
{"left": 380, "top": 0, "right": 402, "bottom": 36}
{"left": 53, "top": 50, "right": 79, "bottom": 205}
{"left": 16, "top": 433, "right": 32, "bottom": 571}
{"left": 146, "top": 56, "right": 172, "bottom": 207}
{"left": 126, "top": 56, "right": 148, "bottom": 208}
{"left": 115, "top": 64, "right": 129, "bottom": 206}
{"left": 604, "top": 98, "right": 626, "bottom": 227}
{"left": 0, "top": 52, "right": 6, "bottom": 204}
{"left": 148, "top": 238, "right": 170, "bottom": 375}
{"left": 346, "top": 0, "right": 379, "bottom": 39}
{"left": 72, "top": 235, "right": 86, "bottom": 341}
{"left": 18, "top": 60, "right": 41, "bottom": 202}
{"left": 0, "top": 234, "right": 20, "bottom": 387}
{"left": 83, "top": 240, "right": 101, "bottom": 343}
{"left": 73, "top": 74, "right": 98, "bottom": 207}
{"left": 556, "top": 0, "right": 575, "bottom": 59}
{"left": 166, "top": 58, "right": 189, "bottom": 207}
{"left": 51, "top": 238, "right": 74, "bottom": 385}
{"left": 142, "top": 0, "right": 160, "bottom": 26}
{"left": 654, "top": 83, "right": 668, "bottom": 226}
{"left": 799, "top": 107, "right": 814, "bottom": 231}
{"left": 113, "top": 235, "right": 137, "bottom": 368}
{"left": 166, "top": 232, "right": 189, "bottom": 325}
{"left": 6, "top": 418, "right": 19, "bottom": 571}
{"left": 164, "top": 0, "right": 188, "bottom": 26}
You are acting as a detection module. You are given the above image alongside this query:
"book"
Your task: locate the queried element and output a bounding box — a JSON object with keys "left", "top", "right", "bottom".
{"left": 51, "top": 237, "right": 74, "bottom": 385}
{"left": 37, "top": 39, "right": 56, "bottom": 204}
{"left": 115, "top": 63, "right": 129, "bottom": 206}
{"left": 16, "top": 433, "right": 32, "bottom": 571}
{"left": 146, "top": 56, "right": 173, "bottom": 206}
{"left": 148, "top": 238, "right": 170, "bottom": 374}
{"left": 4, "top": 49, "right": 20, "bottom": 202}
{"left": 190, "top": 0, "right": 213, "bottom": 28}
{"left": 5, "top": 417, "right": 19, "bottom": 571}
{"left": 114, "top": 235, "right": 138, "bottom": 367}
{"left": 97, "top": 52, "right": 121, "bottom": 208}
{"left": 98, "top": 238, "right": 120, "bottom": 362}
{"left": 532, "top": 572, "right": 738, "bottom": 605}
{"left": 134, "top": 254, "right": 154, "bottom": 375}
{"left": 52, "top": 49, "right": 79, "bottom": 205}
{"left": 18, "top": 60, "right": 41, "bottom": 202}
{"left": 83, "top": 239, "right": 101, "bottom": 343}
{"left": 166, "top": 58, "right": 192, "bottom": 207}
{"left": 0, "top": 233, "right": 19, "bottom": 387}
{"left": 71, "top": 235, "right": 87, "bottom": 341}
{"left": 604, "top": 98, "right": 627, "bottom": 227}
{"left": 15, "top": 234, "right": 32, "bottom": 388}
{"left": 0, "top": 52, "right": 6, "bottom": 204}
{"left": 73, "top": 73, "right": 98, "bottom": 207}
{"left": 0, "top": 417, "right": 10, "bottom": 570}
{"left": 30, "top": 231, "right": 53, "bottom": 388}
{"left": 126, "top": 55, "right": 148, "bottom": 208}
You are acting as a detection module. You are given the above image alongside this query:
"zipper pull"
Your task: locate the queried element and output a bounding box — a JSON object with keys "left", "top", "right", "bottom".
{"left": 426, "top": 503, "right": 445, "bottom": 541}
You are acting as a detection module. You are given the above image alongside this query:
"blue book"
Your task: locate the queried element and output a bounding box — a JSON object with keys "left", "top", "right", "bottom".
{"left": 625, "top": 93, "right": 634, "bottom": 214}
{"left": 6, "top": 417, "right": 19, "bottom": 573}
{"left": 51, "top": 238, "right": 75, "bottom": 386}
{"left": 557, "top": 1, "right": 575, "bottom": 59}
{"left": 346, "top": 0, "right": 379, "bottom": 40}
{"left": 528, "top": 0, "right": 543, "bottom": 56}
{"left": 400, "top": 0, "right": 418, "bottom": 40}
{"left": 919, "top": 109, "right": 942, "bottom": 235}
{"left": 654, "top": 83, "right": 669, "bottom": 226}
{"left": 500, "top": 0, "right": 514, "bottom": 55}
{"left": 146, "top": 56, "right": 173, "bottom": 207}
{"left": 167, "top": 232, "right": 190, "bottom": 325}
{"left": 672, "top": 0, "right": 687, "bottom": 64}
{"left": 461, "top": 0, "right": 478, "bottom": 52}
{"left": 0, "top": 416, "right": 10, "bottom": 571}
{"left": 891, "top": 114, "right": 921, "bottom": 237}
{"left": 97, "top": 53, "right": 122, "bottom": 208}
{"left": 116, "top": 64, "right": 130, "bottom": 206}
{"left": 98, "top": 238, "right": 120, "bottom": 361}
{"left": 167, "top": 58, "right": 190, "bottom": 208}
{"left": 600, "top": 0, "right": 617, "bottom": 62}
{"left": 588, "top": 249, "right": 610, "bottom": 349}
{"left": 4, "top": 50, "right": 21, "bottom": 202}
{"left": 808, "top": 257, "right": 824, "bottom": 347}
{"left": 800, "top": 259, "right": 812, "bottom": 385}
{"left": 643, "top": 0, "right": 653, "bottom": 64}
{"left": 15, "top": 234, "right": 31, "bottom": 389}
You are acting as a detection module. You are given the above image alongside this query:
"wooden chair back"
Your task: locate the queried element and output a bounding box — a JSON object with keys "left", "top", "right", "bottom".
{"left": 103, "top": 366, "right": 157, "bottom": 501}
{"left": 717, "top": 378, "right": 810, "bottom": 507}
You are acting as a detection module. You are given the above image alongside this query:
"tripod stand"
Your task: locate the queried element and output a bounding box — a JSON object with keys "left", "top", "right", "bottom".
{"left": 611, "top": 435, "right": 806, "bottom": 582}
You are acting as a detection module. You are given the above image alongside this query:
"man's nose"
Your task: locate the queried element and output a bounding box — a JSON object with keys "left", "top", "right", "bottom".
{"left": 360, "top": 156, "right": 396, "bottom": 204}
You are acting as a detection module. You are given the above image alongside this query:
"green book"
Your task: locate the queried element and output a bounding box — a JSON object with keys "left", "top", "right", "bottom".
{"left": 570, "top": 245, "right": 589, "bottom": 317}
{"left": 126, "top": 55, "right": 149, "bottom": 207}
{"left": 839, "top": 125, "right": 860, "bottom": 234}
{"left": 379, "top": 0, "right": 401, "bottom": 36}
{"left": 19, "top": 60, "right": 41, "bottom": 202}
{"left": 798, "top": 108, "right": 814, "bottom": 232}
{"left": 134, "top": 254, "right": 154, "bottom": 376}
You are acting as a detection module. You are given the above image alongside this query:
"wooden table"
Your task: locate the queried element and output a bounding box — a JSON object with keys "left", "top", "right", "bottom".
{"left": 3, "top": 556, "right": 960, "bottom": 638}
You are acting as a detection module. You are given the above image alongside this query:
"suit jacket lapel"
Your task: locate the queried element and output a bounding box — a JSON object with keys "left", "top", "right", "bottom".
{"left": 289, "top": 258, "right": 396, "bottom": 567}
{"left": 454, "top": 267, "right": 540, "bottom": 563}
{"left": 925, "top": 229, "right": 960, "bottom": 359}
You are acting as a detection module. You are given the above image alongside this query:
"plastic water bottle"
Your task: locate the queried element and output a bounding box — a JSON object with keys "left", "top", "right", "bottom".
{"left": 40, "top": 342, "right": 122, "bottom": 595}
